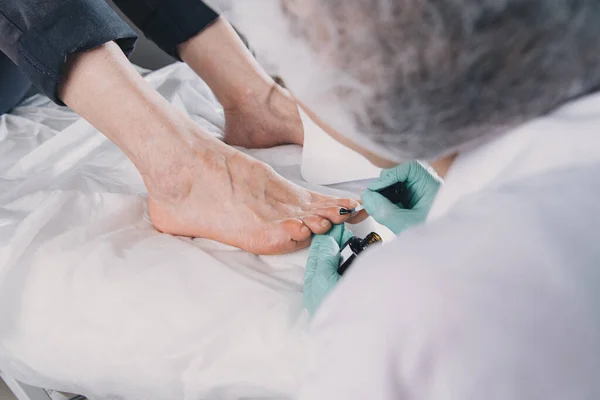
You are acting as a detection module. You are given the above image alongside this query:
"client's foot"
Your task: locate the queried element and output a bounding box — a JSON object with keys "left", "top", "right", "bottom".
{"left": 224, "top": 83, "right": 305, "bottom": 149}
{"left": 146, "top": 136, "right": 358, "bottom": 254}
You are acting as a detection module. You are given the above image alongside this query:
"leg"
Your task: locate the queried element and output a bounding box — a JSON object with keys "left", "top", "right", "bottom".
{"left": 179, "top": 17, "right": 305, "bottom": 148}
{"left": 0, "top": 0, "right": 355, "bottom": 254}
{"left": 0, "top": 0, "right": 137, "bottom": 105}
{"left": 110, "top": 0, "right": 304, "bottom": 148}
{"left": 59, "top": 42, "right": 359, "bottom": 254}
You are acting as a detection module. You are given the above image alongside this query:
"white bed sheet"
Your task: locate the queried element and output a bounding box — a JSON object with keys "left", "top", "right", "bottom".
{"left": 0, "top": 63, "right": 389, "bottom": 400}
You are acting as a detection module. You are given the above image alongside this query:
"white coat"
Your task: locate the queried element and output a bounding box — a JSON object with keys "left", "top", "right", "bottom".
{"left": 299, "top": 92, "right": 600, "bottom": 400}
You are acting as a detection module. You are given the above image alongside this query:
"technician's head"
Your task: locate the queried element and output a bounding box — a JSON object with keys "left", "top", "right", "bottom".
{"left": 229, "top": 0, "right": 600, "bottom": 165}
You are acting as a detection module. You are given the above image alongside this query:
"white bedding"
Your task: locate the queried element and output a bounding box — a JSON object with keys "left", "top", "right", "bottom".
{"left": 0, "top": 63, "right": 390, "bottom": 400}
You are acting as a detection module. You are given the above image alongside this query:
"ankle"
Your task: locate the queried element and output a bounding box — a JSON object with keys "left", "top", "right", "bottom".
{"left": 229, "top": 83, "right": 305, "bottom": 145}
{"left": 138, "top": 122, "right": 234, "bottom": 202}
{"left": 179, "top": 18, "right": 275, "bottom": 110}
{"left": 221, "top": 78, "right": 276, "bottom": 111}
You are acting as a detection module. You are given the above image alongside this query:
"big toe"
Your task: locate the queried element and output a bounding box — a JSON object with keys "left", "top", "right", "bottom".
{"left": 280, "top": 218, "right": 312, "bottom": 242}
{"left": 307, "top": 198, "right": 360, "bottom": 225}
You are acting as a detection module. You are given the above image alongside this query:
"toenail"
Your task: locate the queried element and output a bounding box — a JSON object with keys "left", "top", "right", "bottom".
{"left": 321, "top": 219, "right": 330, "bottom": 228}
{"left": 301, "top": 225, "right": 310, "bottom": 233}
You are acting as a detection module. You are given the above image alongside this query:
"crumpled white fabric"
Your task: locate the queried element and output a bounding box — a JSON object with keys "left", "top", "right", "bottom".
{"left": 0, "top": 63, "right": 389, "bottom": 400}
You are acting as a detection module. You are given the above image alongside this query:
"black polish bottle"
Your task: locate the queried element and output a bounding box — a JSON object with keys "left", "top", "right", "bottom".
{"left": 337, "top": 232, "right": 383, "bottom": 276}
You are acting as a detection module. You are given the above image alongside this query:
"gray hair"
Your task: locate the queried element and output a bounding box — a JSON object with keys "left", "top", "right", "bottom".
{"left": 281, "top": 0, "right": 600, "bottom": 160}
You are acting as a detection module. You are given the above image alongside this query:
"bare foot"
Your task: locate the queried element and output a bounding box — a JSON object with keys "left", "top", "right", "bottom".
{"left": 177, "top": 18, "right": 304, "bottom": 150}
{"left": 146, "top": 135, "right": 358, "bottom": 254}
{"left": 57, "top": 39, "right": 352, "bottom": 255}
{"left": 224, "top": 83, "right": 305, "bottom": 149}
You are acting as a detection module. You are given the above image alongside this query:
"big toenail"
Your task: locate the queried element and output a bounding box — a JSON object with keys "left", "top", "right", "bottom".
{"left": 321, "top": 219, "right": 330, "bottom": 228}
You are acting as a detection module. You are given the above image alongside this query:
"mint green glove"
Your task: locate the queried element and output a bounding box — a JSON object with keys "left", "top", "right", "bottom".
{"left": 304, "top": 224, "right": 354, "bottom": 315}
{"left": 361, "top": 161, "right": 442, "bottom": 234}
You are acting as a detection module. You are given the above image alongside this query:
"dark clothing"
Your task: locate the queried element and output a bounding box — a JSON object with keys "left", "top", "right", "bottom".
{"left": 0, "top": 0, "right": 219, "bottom": 111}
{"left": 0, "top": 51, "right": 31, "bottom": 114}
{"left": 111, "top": 0, "right": 218, "bottom": 60}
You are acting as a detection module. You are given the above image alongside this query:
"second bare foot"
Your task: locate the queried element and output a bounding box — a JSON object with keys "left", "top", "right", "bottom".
{"left": 224, "top": 83, "right": 305, "bottom": 149}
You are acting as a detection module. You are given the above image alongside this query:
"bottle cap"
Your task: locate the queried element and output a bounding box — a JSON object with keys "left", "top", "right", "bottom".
{"left": 363, "top": 232, "right": 383, "bottom": 247}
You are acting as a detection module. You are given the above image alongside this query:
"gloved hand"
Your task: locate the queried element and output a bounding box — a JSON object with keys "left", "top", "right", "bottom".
{"left": 304, "top": 224, "right": 354, "bottom": 315}
{"left": 361, "top": 161, "right": 442, "bottom": 234}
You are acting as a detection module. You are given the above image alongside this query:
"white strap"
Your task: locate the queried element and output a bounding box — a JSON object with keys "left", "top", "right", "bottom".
{"left": 299, "top": 107, "right": 381, "bottom": 185}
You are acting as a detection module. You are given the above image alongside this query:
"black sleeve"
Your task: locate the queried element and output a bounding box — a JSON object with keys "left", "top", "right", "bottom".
{"left": 0, "top": 0, "right": 138, "bottom": 105}
{"left": 111, "top": 0, "right": 219, "bottom": 60}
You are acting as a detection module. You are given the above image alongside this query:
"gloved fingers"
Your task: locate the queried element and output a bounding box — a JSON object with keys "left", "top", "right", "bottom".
{"left": 303, "top": 259, "right": 338, "bottom": 316}
{"left": 361, "top": 189, "right": 409, "bottom": 227}
{"left": 367, "top": 162, "right": 415, "bottom": 191}
{"left": 411, "top": 163, "right": 443, "bottom": 188}
{"left": 310, "top": 231, "right": 344, "bottom": 255}
{"left": 362, "top": 189, "right": 432, "bottom": 234}
{"left": 304, "top": 232, "right": 348, "bottom": 315}
{"left": 312, "top": 258, "right": 341, "bottom": 292}
{"left": 323, "top": 223, "right": 345, "bottom": 245}
{"left": 341, "top": 229, "right": 354, "bottom": 245}
{"left": 367, "top": 161, "right": 437, "bottom": 192}
{"left": 322, "top": 223, "right": 355, "bottom": 247}
{"left": 310, "top": 238, "right": 342, "bottom": 287}
{"left": 361, "top": 188, "right": 406, "bottom": 213}
{"left": 305, "top": 234, "right": 342, "bottom": 285}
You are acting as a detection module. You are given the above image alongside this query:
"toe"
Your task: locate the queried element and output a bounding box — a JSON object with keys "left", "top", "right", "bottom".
{"left": 302, "top": 215, "right": 332, "bottom": 234}
{"left": 287, "top": 237, "right": 312, "bottom": 252}
{"left": 310, "top": 196, "right": 359, "bottom": 210}
{"left": 244, "top": 219, "right": 311, "bottom": 255}
{"left": 275, "top": 219, "right": 316, "bottom": 253}
{"left": 305, "top": 196, "right": 360, "bottom": 224}
{"left": 268, "top": 237, "right": 311, "bottom": 254}
{"left": 279, "top": 218, "right": 313, "bottom": 242}
{"left": 345, "top": 209, "right": 370, "bottom": 224}
{"left": 312, "top": 205, "right": 360, "bottom": 224}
